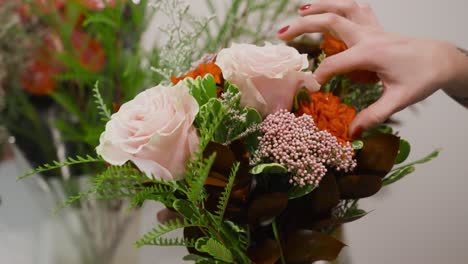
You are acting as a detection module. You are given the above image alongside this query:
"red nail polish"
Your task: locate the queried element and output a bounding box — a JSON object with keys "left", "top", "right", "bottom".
{"left": 351, "top": 126, "right": 363, "bottom": 139}
{"left": 299, "top": 4, "right": 311, "bottom": 11}
{"left": 278, "top": 25, "right": 290, "bottom": 34}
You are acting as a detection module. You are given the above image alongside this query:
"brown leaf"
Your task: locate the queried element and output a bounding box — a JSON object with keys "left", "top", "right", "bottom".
{"left": 337, "top": 175, "right": 382, "bottom": 199}
{"left": 356, "top": 133, "right": 400, "bottom": 176}
{"left": 204, "top": 142, "right": 236, "bottom": 175}
{"left": 248, "top": 193, "right": 288, "bottom": 224}
{"left": 248, "top": 239, "right": 281, "bottom": 264}
{"left": 284, "top": 230, "right": 346, "bottom": 263}
{"left": 308, "top": 172, "right": 340, "bottom": 217}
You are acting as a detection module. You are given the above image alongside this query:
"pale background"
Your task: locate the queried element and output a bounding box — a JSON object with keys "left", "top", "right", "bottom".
{"left": 2, "top": 0, "right": 468, "bottom": 263}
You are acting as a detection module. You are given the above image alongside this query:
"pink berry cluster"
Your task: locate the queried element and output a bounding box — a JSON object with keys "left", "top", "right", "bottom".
{"left": 252, "top": 110, "right": 356, "bottom": 187}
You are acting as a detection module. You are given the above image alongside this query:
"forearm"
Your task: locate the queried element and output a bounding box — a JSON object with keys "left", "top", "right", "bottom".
{"left": 443, "top": 47, "right": 468, "bottom": 108}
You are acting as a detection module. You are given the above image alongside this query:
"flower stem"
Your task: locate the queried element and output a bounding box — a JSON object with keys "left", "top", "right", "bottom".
{"left": 272, "top": 219, "right": 286, "bottom": 264}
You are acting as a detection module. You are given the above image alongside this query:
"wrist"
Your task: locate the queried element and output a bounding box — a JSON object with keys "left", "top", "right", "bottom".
{"left": 442, "top": 44, "right": 468, "bottom": 107}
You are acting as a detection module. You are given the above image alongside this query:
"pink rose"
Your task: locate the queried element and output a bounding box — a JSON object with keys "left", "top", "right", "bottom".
{"left": 96, "top": 82, "right": 199, "bottom": 180}
{"left": 215, "top": 43, "right": 320, "bottom": 116}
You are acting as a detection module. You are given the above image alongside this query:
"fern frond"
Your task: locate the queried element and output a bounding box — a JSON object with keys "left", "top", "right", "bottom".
{"left": 215, "top": 162, "right": 239, "bottom": 225}
{"left": 92, "top": 81, "right": 112, "bottom": 122}
{"left": 17, "top": 155, "right": 103, "bottom": 181}
{"left": 186, "top": 153, "right": 216, "bottom": 203}
{"left": 137, "top": 237, "right": 196, "bottom": 247}
{"left": 136, "top": 218, "right": 206, "bottom": 248}
{"left": 130, "top": 182, "right": 177, "bottom": 208}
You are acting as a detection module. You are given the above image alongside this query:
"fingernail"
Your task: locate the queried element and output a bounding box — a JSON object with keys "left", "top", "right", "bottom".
{"left": 351, "top": 126, "right": 363, "bottom": 139}
{"left": 299, "top": 4, "right": 311, "bottom": 11}
{"left": 278, "top": 25, "right": 290, "bottom": 34}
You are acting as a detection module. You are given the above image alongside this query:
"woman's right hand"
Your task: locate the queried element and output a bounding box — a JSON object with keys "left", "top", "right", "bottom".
{"left": 278, "top": 0, "right": 468, "bottom": 136}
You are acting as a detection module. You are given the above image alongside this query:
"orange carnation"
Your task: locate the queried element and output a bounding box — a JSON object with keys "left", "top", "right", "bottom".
{"left": 320, "top": 32, "right": 379, "bottom": 84}
{"left": 171, "top": 63, "right": 223, "bottom": 85}
{"left": 297, "top": 91, "right": 356, "bottom": 142}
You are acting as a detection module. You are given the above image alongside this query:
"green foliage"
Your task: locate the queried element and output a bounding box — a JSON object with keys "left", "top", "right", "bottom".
{"left": 395, "top": 139, "right": 411, "bottom": 164}
{"left": 92, "top": 82, "right": 112, "bottom": 122}
{"left": 17, "top": 155, "right": 103, "bottom": 181}
{"left": 136, "top": 218, "right": 204, "bottom": 248}
{"left": 288, "top": 184, "right": 316, "bottom": 200}
{"left": 185, "top": 75, "right": 218, "bottom": 106}
{"left": 383, "top": 149, "right": 441, "bottom": 186}
{"left": 186, "top": 153, "right": 216, "bottom": 203}
{"left": 215, "top": 163, "right": 239, "bottom": 225}
{"left": 352, "top": 140, "right": 364, "bottom": 150}
{"left": 195, "top": 237, "right": 234, "bottom": 263}
{"left": 215, "top": 82, "right": 262, "bottom": 146}
{"left": 250, "top": 163, "right": 288, "bottom": 175}
{"left": 138, "top": 237, "right": 196, "bottom": 247}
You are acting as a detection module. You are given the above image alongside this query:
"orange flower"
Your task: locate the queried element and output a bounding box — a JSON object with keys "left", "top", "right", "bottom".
{"left": 171, "top": 63, "right": 223, "bottom": 85}
{"left": 71, "top": 30, "right": 106, "bottom": 73}
{"left": 22, "top": 60, "right": 61, "bottom": 96}
{"left": 297, "top": 91, "right": 356, "bottom": 142}
{"left": 320, "top": 32, "right": 379, "bottom": 84}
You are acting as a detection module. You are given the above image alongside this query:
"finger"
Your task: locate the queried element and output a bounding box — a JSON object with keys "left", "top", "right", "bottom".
{"left": 299, "top": 0, "right": 360, "bottom": 19}
{"left": 299, "top": 1, "right": 380, "bottom": 27}
{"left": 313, "top": 46, "right": 375, "bottom": 85}
{"left": 349, "top": 91, "right": 401, "bottom": 137}
{"left": 278, "top": 13, "right": 362, "bottom": 45}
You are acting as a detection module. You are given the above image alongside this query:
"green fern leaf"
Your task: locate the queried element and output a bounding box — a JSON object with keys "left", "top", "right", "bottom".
{"left": 186, "top": 153, "right": 216, "bottom": 203}
{"left": 215, "top": 162, "right": 239, "bottom": 225}
{"left": 195, "top": 237, "right": 234, "bottom": 263}
{"left": 17, "top": 155, "right": 103, "bottom": 181}
{"left": 137, "top": 237, "right": 196, "bottom": 247}
{"left": 136, "top": 218, "right": 206, "bottom": 248}
{"left": 92, "top": 81, "right": 112, "bottom": 122}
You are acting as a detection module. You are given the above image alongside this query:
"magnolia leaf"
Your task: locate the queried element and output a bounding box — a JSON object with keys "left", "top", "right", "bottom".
{"left": 356, "top": 133, "right": 400, "bottom": 176}
{"left": 185, "top": 74, "right": 217, "bottom": 107}
{"left": 307, "top": 172, "right": 340, "bottom": 216}
{"left": 308, "top": 209, "right": 369, "bottom": 230}
{"left": 288, "top": 184, "right": 316, "bottom": 200}
{"left": 383, "top": 166, "right": 415, "bottom": 186}
{"left": 337, "top": 175, "right": 382, "bottom": 199}
{"left": 352, "top": 140, "right": 364, "bottom": 150}
{"left": 250, "top": 163, "right": 288, "bottom": 175}
{"left": 248, "top": 192, "right": 288, "bottom": 224}
{"left": 247, "top": 239, "right": 281, "bottom": 264}
{"left": 395, "top": 139, "right": 411, "bottom": 164}
{"left": 204, "top": 142, "right": 236, "bottom": 175}
{"left": 284, "top": 230, "right": 346, "bottom": 262}
{"left": 173, "top": 199, "right": 199, "bottom": 220}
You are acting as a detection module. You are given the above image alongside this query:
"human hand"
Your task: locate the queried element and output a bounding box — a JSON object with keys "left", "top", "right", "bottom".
{"left": 278, "top": 0, "right": 468, "bottom": 136}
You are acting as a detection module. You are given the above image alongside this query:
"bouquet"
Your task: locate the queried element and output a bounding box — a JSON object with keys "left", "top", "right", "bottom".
{"left": 20, "top": 37, "right": 440, "bottom": 263}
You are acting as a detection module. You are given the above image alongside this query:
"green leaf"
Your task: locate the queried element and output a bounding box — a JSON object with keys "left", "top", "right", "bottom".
{"left": 17, "top": 155, "right": 104, "bottom": 181}
{"left": 288, "top": 184, "right": 317, "bottom": 200}
{"left": 195, "top": 237, "right": 234, "bottom": 263}
{"left": 173, "top": 199, "right": 200, "bottom": 220}
{"left": 392, "top": 149, "right": 441, "bottom": 171}
{"left": 352, "top": 140, "right": 364, "bottom": 150}
{"left": 250, "top": 163, "right": 288, "bottom": 175}
{"left": 293, "top": 88, "right": 311, "bottom": 112}
{"left": 215, "top": 163, "right": 239, "bottom": 225}
{"left": 395, "top": 139, "right": 411, "bottom": 164}
{"left": 383, "top": 166, "right": 415, "bottom": 186}
{"left": 92, "top": 81, "right": 112, "bottom": 122}
{"left": 185, "top": 74, "right": 218, "bottom": 107}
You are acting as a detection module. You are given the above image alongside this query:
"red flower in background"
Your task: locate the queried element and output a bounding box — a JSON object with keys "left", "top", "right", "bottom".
{"left": 321, "top": 32, "right": 379, "bottom": 84}
{"left": 22, "top": 60, "right": 61, "bottom": 96}
{"left": 71, "top": 30, "right": 106, "bottom": 73}
{"left": 75, "top": 0, "right": 119, "bottom": 10}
